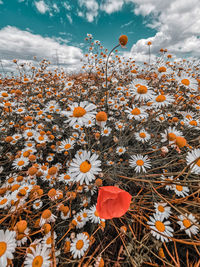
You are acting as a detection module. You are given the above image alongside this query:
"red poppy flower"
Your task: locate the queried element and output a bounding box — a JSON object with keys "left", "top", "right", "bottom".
{"left": 96, "top": 186, "right": 132, "bottom": 219}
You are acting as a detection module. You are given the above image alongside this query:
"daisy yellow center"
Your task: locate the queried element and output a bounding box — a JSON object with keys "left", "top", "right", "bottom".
{"left": 189, "top": 120, "right": 197, "bottom": 126}
{"left": 38, "top": 136, "right": 44, "bottom": 141}
{"left": 0, "top": 242, "right": 7, "bottom": 256}
{"left": 2, "top": 92, "right": 8, "bottom": 97}
{"left": 104, "top": 129, "right": 108, "bottom": 134}
{"left": 80, "top": 161, "right": 91, "bottom": 173}
{"left": 76, "top": 240, "right": 84, "bottom": 250}
{"left": 131, "top": 108, "right": 141, "bottom": 115}
{"left": 119, "top": 148, "right": 123, "bottom": 152}
{"left": 83, "top": 212, "right": 87, "bottom": 218}
{"left": 32, "top": 255, "right": 43, "bottom": 267}
{"left": 186, "top": 115, "right": 192, "bottom": 119}
{"left": 136, "top": 160, "right": 144, "bottom": 166}
{"left": 176, "top": 185, "right": 183, "bottom": 191}
{"left": 64, "top": 144, "right": 71, "bottom": 150}
{"left": 64, "top": 175, "right": 70, "bottom": 180}
{"left": 158, "top": 205, "right": 165, "bottom": 212}
{"left": 94, "top": 210, "right": 99, "bottom": 217}
{"left": 46, "top": 237, "right": 52, "bottom": 245}
{"left": 18, "top": 108, "right": 23, "bottom": 112}
{"left": 155, "top": 221, "right": 165, "bottom": 232}
{"left": 137, "top": 85, "right": 148, "bottom": 94}
{"left": 158, "top": 66, "right": 167, "bottom": 72}
{"left": 0, "top": 198, "right": 7, "bottom": 205}
{"left": 182, "top": 219, "right": 191, "bottom": 228}
{"left": 181, "top": 79, "right": 190, "bottom": 86}
{"left": 73, "top": 107, "right": 86, "bottom": 117}
{"left": 156, "top": 95, "right": 166, "bottom": 102}
{"left": 18, "top": 160, "right": 25, "bottom": 166}
{"left": 196, "top": 159, "right": 200, "bottom": 167}
{"left": 27, "top": 132, "right": 33, "bottom": 137}
{"left": 139, "top": 132, "right": 146, "bottom": 138}
{"left": 167, "top": 133, "right": 176, "bottom": 141}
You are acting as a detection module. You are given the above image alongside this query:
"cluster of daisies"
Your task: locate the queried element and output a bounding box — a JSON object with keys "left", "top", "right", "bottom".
{"left": 0, "top": 34, "right": 200, "bottom": 265}
{"left": 148, "top": 203, "right": 199, "bottom": 243}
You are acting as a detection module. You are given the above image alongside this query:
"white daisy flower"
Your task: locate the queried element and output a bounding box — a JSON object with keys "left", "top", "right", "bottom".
{"left": 59, "top": 138, "right": 75, "bottom": 152}
{"left": 125, "top": 105, "right": 148, "bottom": 121}
{"left": 17, "top": 227, "right": 30, "bottom": 246}
{"left": 173, "top": 180, "right": 189, "bottom": 197}
{"left": 0, "top": 230, "right": 17, "bottom": 267}
{"left": 147, "top": 213, "right": 174, "bottom": 242}
{"left": 62, "top": 101, "right": 96, "bottom": 127}
{"left": 69, "top": 151, "right": 101, "bottom": 185}
{"left": 24, "top": 244, "right": 50, "bottom": 267}
{"left": 15, "top": 107, "right": 26, "bottom": 114}
{"left": 70, "top": 233, "right": 89, "bottom": 259}
{"left": 12, "top": 133, "right": 23, "bottom": 141}
{"left": 106, "top": 160, "right": 115, "bottom": 166}
{"left": 88, "top": 205, "right": 101, "bottom": 224}
{"left": 154, "top": 202, "right": 171, "bottom": 220}
{"left": 184, "top": 117, "right": 200, "bottom": 129}
{"left": 42, "top": 232, "right": 57, "bottom": 248}
{"left": 57, "top": 173, "right": 73, "bottom": 185}
{"left": 101, "top": 127, "right": 112, "bottom": 136}
{"left": 186, "top": 149, "right": 200, "bottom": 175}
{"left": 0, "top": 195, "right": 11, "bottom": 209}
{"left": 176, "top": 74, "right": 199, "bottom": 91}
{"left": 116, "top": 146, "right": 126, "bottom": 155}
{"left": 152, "top": 94, "right": 174, "bottom": 109}
{"left": 115, "top": 122, "right": 125, "bottom": 131}
{"left": 40, "top": 209, "right": 57, "bottom": 227}
{"left": 129, "top": 80, "right": 155, "bottom": 102}
{"left": 129, "top": 154, "right": 151, "bottom": 173}
{"left": 34, "top": 133, "right": 48, "bottom": 144}
{"left": 60, "top": 206, "right": 70, "bottom": 220}
{"left": 72, "top": 211, "right": 88, "bottom": 229}
{"left": 177, "top": 213, "right": 199, "bottom": 237}
{"left": 160, "top": 126, "right": 183, "bottom": 143}
{"left": 134, "top": 129, "right": 151, "bottom": 143}
{"left": 23, "top": 129, "right": 36, "bottom": 140}
{"left": 12, "top": 157, "right": 29, "bottom": 170}
{"left": 46, "top": 155, "right": 54, "bottom": 162}
{"left": 33, "top": 200, "right": 43, "bottom": 210}
{"left": 0, "top": 90, "right": 10, "bottom": 99}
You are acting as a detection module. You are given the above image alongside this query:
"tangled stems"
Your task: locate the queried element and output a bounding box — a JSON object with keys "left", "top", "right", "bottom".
{"left": 105, "top": 44, "right": 120, "bottom": 112}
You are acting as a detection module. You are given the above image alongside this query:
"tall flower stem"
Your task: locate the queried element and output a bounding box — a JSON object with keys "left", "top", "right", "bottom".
{"left": 149, "top": 45, "right": 151, "bottom": 65}
{"left": 105, "top": 44, "right": 120, "bottom": 112}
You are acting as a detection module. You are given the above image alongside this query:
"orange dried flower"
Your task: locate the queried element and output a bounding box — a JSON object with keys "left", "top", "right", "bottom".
{"left": 119, "top": 35, "right": 128, "bottom": 46}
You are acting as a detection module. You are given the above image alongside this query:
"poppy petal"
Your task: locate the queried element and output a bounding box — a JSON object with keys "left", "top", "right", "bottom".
{"left": 96, "top": 186, "right": 132, "bottom": 219}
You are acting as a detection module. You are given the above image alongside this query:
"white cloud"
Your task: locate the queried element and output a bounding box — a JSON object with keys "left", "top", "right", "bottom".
{"left": 52, "top": 3, "right": 59, "bottom": 12}
{"left": 129, "top": 0, "right": 200, "bottom": 59}
{"left": 100, "top": 0, "right": 124, "bottom": 14}
{"left": 63, "top": 2, "right": 71, "bottom": 11}
{"left": 0, "top": 26, "right": 83, "bottom": 74}
{"left": 35, "top": 0, "right": 49, "bottom": 14}
{"left": 95, "top": 0, "right": 200, "bottom": 60}
{"left": 0, "top": 0, "right": 3, "bottom": 4}
{"left": 66, "top": 14, "right": 73, "bottom": 24}
{"left": 78, "top": 0, "right": 99, "bottom": 22}
{"left": 120, "top": 20, "right": 133, "bottom": 28}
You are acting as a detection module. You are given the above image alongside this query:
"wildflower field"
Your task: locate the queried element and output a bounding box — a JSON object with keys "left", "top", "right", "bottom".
{"left": 0, "top": 34, "right": 200, "bottom": 266}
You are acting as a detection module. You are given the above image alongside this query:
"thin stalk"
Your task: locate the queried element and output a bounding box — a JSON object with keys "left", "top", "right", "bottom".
{"left": 105, "top": 44, "right": 120, "bottom": 112}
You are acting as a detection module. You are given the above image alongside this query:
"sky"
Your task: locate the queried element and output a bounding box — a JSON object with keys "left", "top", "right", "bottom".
{"left": 0, "top": 0, "right": 200, "bottom": 75}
